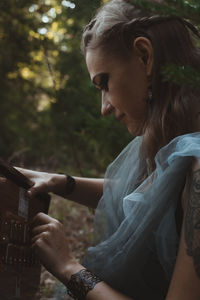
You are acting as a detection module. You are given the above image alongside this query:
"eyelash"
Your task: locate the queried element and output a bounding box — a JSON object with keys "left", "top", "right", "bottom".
{"left": 99, "top": 74, "right": 109, "bottom": 91}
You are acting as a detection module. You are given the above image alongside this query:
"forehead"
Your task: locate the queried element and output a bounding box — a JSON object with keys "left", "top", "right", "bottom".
{"left": 86, "top": 48, "right": 132, "bottom": 83}
{"left": 85, "top": 49, "right": 110, "bottom": 80}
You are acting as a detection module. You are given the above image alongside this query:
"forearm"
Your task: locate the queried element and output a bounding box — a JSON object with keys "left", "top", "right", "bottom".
{"left": 15, "top": 167, "right": 104, "bottom": 209}
{"left": 31, "top": 213, "right": 133, "bottom": 300}
{"left": 50, "top": 174, "right": 104, "bottom": 208}
{"left": 87, "top": 282, "right": 133, "bottom": 300}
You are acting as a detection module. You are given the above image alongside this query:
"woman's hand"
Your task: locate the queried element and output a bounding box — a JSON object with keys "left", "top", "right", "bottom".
{"left": 30, "top": 213, "right": 134, "bottom": 300}
{"left": 15, "top": 167, "right": 65, "bottom": 198}
{"left": 15, "top": 167, "right": 104, "bottom": 208}
{"left": 31, "top": 212, "right": 81, "bottom": 283}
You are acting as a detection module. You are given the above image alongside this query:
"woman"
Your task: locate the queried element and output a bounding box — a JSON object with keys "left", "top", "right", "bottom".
{"left": 19, "top": 0, "right": 200, "bottom": 299}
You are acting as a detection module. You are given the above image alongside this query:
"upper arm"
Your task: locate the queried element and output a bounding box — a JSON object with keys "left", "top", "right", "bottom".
{"left": 166, "top": 158, "right": 200, "bottom": 300}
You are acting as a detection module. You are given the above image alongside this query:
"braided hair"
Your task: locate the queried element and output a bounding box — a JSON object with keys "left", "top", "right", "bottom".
{"left": 81, "top": 0, "right": 200, "bottom": 171}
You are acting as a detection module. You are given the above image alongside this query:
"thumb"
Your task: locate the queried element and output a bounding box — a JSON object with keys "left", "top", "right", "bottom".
{"left": 26, "top": 185, "right": 40, "bottom": 198}
{"left": 26, "top": 181, "right": 49, "bottom": 198}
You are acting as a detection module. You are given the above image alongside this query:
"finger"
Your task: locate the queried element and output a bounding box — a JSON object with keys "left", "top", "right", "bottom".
{"left": 31, "top": 233, "right": 42, "bottom": 245}
{"left": 27, "top": 181, "right": 49, "bottom": 198}
{"left": 31, "top": 224, "right": 49, "bottom": 237}
{"left": 26, "top": 186, "right": 38, "bottom": 198}
{"left": 0, "top": 177, "right": 6, "bottom": 184}
{"left": 31, "top": 212, "right": 50, "bottom": 227}
{"left": 31, "top": 231, "right": 50, "bottom": 245}
{"left": 30, "top": 212, "right": 58, "bottom": 227}
{"left": 26, "top": 186, "right": 44, "bottom": 199}
{"left": 31, "top": 235, "right": 45, "bottom": 253}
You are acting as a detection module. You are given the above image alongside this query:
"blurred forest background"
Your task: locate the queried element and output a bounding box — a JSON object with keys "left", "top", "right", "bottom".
{"left": 0, "top": 0, "right": 132, "bottom": 178}
{"left": 0, "top": 0, "right": 200, "bottom": 176}
{"left": 0, "top": 0, "right": 200, "bottom": 298}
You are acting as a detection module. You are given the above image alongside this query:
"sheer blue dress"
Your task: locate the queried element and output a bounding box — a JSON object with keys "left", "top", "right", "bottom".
{"left": 83, "top": 132, "right": 200, "bottom": 299}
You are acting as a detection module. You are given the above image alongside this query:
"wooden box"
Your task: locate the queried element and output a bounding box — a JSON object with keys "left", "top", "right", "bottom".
{"left": 0, "top": 162, "right": 50, "bottom": 299}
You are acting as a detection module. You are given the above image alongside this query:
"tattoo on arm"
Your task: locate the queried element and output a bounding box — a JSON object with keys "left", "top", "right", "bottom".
{"left": 184, "top": 169, "right": 200, "bottom": 277}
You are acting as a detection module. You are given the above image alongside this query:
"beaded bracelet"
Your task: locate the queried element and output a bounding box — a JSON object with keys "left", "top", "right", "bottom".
{"left": 66, "top": 269, "right": 102, "bottom": 300}
{"left": 65, "top": 174, "right": 76, "bottom": 195}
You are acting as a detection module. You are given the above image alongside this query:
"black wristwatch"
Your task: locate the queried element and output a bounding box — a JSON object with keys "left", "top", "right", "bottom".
{"left": 65, "top": 174, "right": 76, "bottom": 195}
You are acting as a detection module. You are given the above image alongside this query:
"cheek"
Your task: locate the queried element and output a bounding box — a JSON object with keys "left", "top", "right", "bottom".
{"left": 123, "top": 81, "right": 148, "bottom": 113}
{"left": 128, "top": 60, "right": 148, "bottom": 97}
{"left": 109, "top": 64, "right": 148, "bottom": 112}
{"left": 130, "top": 70, "right": 148, "bottom": 98}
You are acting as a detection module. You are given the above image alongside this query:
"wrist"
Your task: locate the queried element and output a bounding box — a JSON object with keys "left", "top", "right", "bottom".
{"left": 60, "top": 260, "right": 84, "bottom": 285}
{"left": 66, "top": 268, "right": 102, "bottom": 300}
{"left": 48, "top": 173, "right": 66, "bottom": 195}
{"left": 49, "top": 174, "right": 76, "bottom": 197}
{"left": 65, "top": 174, "right": 76, "bottom": 195}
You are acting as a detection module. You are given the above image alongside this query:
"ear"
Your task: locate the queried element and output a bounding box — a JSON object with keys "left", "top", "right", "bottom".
{"left": 133, "top": 37, "right": 153, "bottom": 77}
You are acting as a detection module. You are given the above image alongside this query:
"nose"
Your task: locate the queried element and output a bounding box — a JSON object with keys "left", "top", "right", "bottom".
{"left": 101, "top": 92, "right": 114, "bottom": 116}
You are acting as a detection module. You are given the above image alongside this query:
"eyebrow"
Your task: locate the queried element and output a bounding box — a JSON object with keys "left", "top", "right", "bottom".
{"left": 92, "top": 73, "right": 108, "bottom": 86}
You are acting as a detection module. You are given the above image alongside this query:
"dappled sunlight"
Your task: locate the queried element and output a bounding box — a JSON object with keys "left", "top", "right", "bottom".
{"left": 62, "top": 0, "right": 76, "bottom": 9}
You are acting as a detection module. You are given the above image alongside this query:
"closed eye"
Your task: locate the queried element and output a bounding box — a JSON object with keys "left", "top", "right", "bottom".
{"left": 92, "top": 73, "right": 109, "bottom": 92}
{"left": 99, "top": 74, "right": 109, "bottom": 91}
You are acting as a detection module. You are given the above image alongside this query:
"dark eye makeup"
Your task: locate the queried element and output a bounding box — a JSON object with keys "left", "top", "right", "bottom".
{"left": 92, "top": 73, "right": 109, "bottom": 91}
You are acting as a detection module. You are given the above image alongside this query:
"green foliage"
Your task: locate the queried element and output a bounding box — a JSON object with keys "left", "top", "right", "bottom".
{"left": 130, "top": 0, "right": 200, "bottom": 92}
{"left": 162, "top": 64, "right": 200, "bottom": 88}
{"left": 0, "top": 0, "right": 131, "bottom": 175}
{"left": 1, "top": 0, "right": 200, "bottom": 175}
{"left": 130, "top": 0, "right": 200, "bottom": 21}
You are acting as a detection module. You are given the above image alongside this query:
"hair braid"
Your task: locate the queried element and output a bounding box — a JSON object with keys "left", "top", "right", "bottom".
{"left": 81, "top": 0, "right": 200, "bottom": 170}
{"left": 123, "top": 15, "right": 200, "bottom": 38}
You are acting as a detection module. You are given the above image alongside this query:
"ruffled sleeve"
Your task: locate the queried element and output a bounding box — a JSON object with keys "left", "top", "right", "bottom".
{"left": 83, "top": 132, "right": 200, "bottom": 298}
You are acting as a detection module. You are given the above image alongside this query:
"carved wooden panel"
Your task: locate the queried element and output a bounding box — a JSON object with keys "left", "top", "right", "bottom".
{"left": 0, "top": 162, "right": 50, "bottom": 299}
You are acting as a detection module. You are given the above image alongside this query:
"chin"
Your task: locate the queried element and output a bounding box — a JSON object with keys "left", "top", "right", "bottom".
{"left": 127, "top": 124, "right": 144, "bottom": 137}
